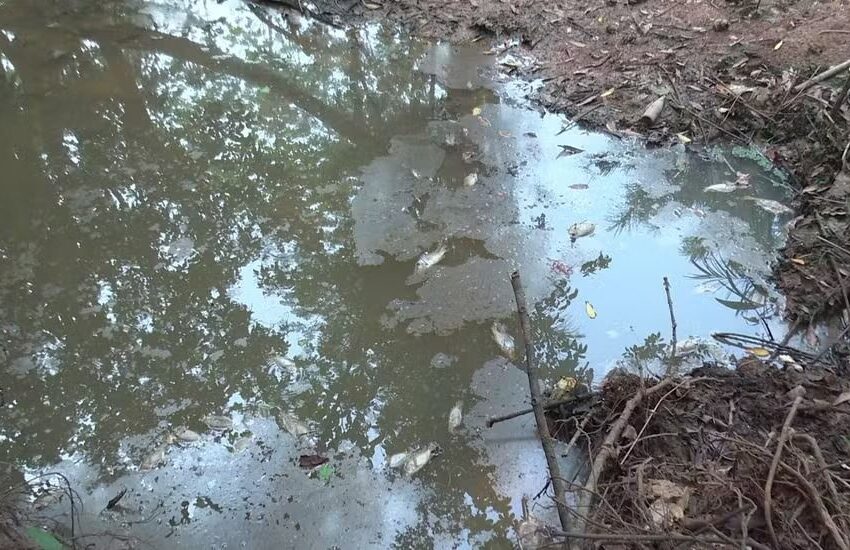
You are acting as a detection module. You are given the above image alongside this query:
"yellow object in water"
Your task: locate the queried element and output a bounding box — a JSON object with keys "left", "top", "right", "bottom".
{"left": 585, "top": 301, "right": 597, "bottom": 319}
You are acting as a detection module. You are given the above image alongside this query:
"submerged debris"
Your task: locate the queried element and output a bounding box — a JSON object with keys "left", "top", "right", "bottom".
{"left": 277, "top": 411, "right": 311, "bottom": 439}
{"left": 174, "top": 426, "right": 200, "bottom": 442}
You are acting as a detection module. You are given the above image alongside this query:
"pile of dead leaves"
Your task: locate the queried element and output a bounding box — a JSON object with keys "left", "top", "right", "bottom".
{"left": 547, "top": 359, "right": 850, "bottom": 549}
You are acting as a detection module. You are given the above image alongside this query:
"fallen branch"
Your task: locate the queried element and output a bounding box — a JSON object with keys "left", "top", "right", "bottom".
{"left": 794, "top": 58, "right": 850, "bottom": 93}
{"left": 510, "top": 270, "right": 571, "bottom": 533}
{"left": 485, "top": 393, "right": 595, "bottom": 427}
{"left": 763, "top": 391, "right": 803, "bottom": 548}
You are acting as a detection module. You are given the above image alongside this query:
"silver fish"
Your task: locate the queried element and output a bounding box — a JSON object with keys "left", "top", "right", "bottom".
{"left": 568, "top": 222, "right": 595, "bottom": 241}
{"left": 388, "top": 452, "right": 409, "bottom": 469}
{"left": 415, "top": 244, "right": 447, "bottom": 272}
{"left": 140, "top": 443, "right": 169, "bottom": 471}
{"left": 277, "top": 411, "right": 310, "bottom": 438}
{"left": 747, "top": 197, "right": 792, "bottom": 215}
{"left": 491, "top": 322, "right": 516, "bottom": 359}
{"left": 232, "top": 435, "right": 253, "bottom": 453}
{"left": 448, "top": 401, "right": 463, "bottom": 433}
{"left": 404, "top": 443, "right": 439, "bottom": 477}
{"left": 174, "top": 426, "right": 200, "bottom": 442}
{"left": 202, "top": 415, "right": 234, "bottom": 431}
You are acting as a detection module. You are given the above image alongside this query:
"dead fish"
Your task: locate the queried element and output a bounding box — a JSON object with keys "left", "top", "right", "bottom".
{"left": 389, "top": 452, "right": 409, "bottom": 469}
{"left": 448, "top": 401, "right": 463, "bottom": 433}
{"left": 174, "top": 426, "right": 200, "bottom": 442}
{"left": 404, "top": 443, "right": 440, "bottom": 477}
{"left": 232, "top": 435, "right": 253, "bottom": 453}
{"left": 704, "top": 182, "right": 739, "bottom": 193}
{"left": 746, "top": 197, "right": 793, "bottom": 215}
{"left": 463, "top": 173, "right": 478, "bottom": 187}
{"left": 277, "top": 411, "right": 311, "bottom": 438}
{"left": 568, "top": 221, "right": 595, "bottom": 241}
{"left": 202, "top": 415, "right": 234, "bottom": 431}
{"left": 140, "top": 443, "right": 169, "bottom": 471}
{"left": 491, "top": 322, "right": 516, "bottom": 359}
{"left": 415, "top": 244, "right": 447, "bottom": 272}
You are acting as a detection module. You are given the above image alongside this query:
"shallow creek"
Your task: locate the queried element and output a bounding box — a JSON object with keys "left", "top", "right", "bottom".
{"left": 0, "top": 0, "right": 793, "bottom": 546}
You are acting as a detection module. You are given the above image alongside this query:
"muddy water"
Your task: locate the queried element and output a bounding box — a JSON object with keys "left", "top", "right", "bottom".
{"left": 0, "top": 0, "right": 791, "bottom": 547}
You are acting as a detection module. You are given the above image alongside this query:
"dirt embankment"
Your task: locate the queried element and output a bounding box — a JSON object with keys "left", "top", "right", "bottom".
{"left": 314, "top": 0, "right": 850, "bottom": 329}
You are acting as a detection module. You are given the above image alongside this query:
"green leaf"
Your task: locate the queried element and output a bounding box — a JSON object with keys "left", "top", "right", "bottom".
{"left": 317, "top": 463, "right": 334, "bottom": 483}
{"left": 715, "top": 297, "right": 761, "bottom": 311}
{"left": 25, "top": 527, "right": 64, "bottom": 550}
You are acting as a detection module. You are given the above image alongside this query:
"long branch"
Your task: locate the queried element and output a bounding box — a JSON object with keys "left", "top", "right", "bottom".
{"left": 510, "top": 270, "right": 572, "bottom": 533}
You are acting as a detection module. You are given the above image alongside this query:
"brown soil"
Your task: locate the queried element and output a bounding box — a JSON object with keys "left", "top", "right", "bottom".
{"left": 312, "top": 0, "right": 850, "bottom": 327}
{"left": 543, "top": 361, "right": 850, "bottom": 549}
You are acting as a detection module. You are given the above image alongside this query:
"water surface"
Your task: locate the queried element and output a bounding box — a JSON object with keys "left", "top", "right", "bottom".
{"left": 0, "top": 0, "right": 791, "bottom": 547}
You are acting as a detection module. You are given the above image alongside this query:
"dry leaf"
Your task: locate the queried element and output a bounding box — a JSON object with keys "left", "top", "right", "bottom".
{"left": 834, "top": 391, "right": 850, "bottom": 407}
{"left": 600, "top": 87, "right": 616, "bottom": 98}
{"left": 746, "top": 347, "right": 770, "bottom": 358}
{"left": 774, "top": 40, "right": 784, "bottom": 50}
{"left": 676, "top": 133, "right": 692, "bottom": 144}
{"left": 790, "top": 257, "right": 806, "bottom": 265}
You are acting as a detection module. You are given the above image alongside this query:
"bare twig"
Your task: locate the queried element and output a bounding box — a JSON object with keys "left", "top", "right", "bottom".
{"left": 794, "top": 58, "right": 850, "bottom": 93}
{"left": 831, "top": 71, "right": 850, "bottom": 119}
{"left": 764, "top": 392, "right": 804, "bottom": 549}
{"left": 486, "top": 393, "right": 595, "bottom": 428}
{"left": 779, "top": 461, "right": 850, "bottom": 550}
{"left": 619, "top": 378, "right": 694, "bottom": 465}
{"left": 510, "top": 270, "right": 571, "bottom": 533}
{"left": 663, "top": 276, "right": 677, "bottom": 361}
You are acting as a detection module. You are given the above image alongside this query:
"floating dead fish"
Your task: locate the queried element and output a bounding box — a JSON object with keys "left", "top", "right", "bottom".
{"left": 415, "top": 244, "right": 447, "bottom": 272}
{"left": 463, "top": 173, "right": 478, "bottom": 187}
{"left": 746, "top": 197, "right": 793, "bottom": 215}
{"left": 174, "top": 426, "right": 200, "bottom": 442}
{"left": 389, "top": 452, "right": 409, "bottom": 469}
{"left": 491, "top": 322, "right": 516, "bottom": 359}
{"left": 448, "top": 401, "right": 463, "bottom": 433}
{"left": 568, "top": 222, "right": 595, "bottom": 241}
{"left": 557, "top": 144, "right": 584, "bottom": 158}
{"left": 202, "top": 415, "right": 234, "bottom": 432}
{"left": 140, "top": 443, "right": 169, "bottom": 471}
{"left": 704, "top": 182, "right": 739, "bottom": 193}
{"left": 585, "top": 301, "right": 597, "bottom": 319}
{"left": 568, "top": 184, "right": 589, "bottom": 190}
{"left": 277, "top": 411, "right": 311, "bottom": 438}
{"left": 404, "top": 443, "right": 440, "bottom": 476}
{"left": 232, "top": 435, "right": 253, "bottom": 453}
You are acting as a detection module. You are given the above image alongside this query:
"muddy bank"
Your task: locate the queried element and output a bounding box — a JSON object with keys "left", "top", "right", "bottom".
{"left": 311, "top": 0, "right": 850, "bottom": 326}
